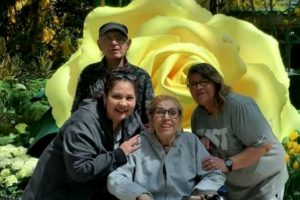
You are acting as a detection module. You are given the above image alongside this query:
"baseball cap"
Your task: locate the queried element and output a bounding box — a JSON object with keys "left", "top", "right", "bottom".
{"left": 99, "top": 22, "right": 128, "bottom": 38}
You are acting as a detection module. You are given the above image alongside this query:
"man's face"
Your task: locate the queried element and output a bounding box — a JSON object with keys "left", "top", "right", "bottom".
{"left": 98, "top": 30, "right": 131, "bottom": 61}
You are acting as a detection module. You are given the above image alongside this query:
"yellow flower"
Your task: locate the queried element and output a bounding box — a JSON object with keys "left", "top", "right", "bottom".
{"left": 283, "top": 19, "right": 289, "bottom": 25}
{"left": 289, "top": 130, "right": 299, "bottom": 141}
{"left": 295, "top": 7, "right": 300, "bottom": 17}
{"left": 284, "top": 153, "right": 290, "bottom": 163}
{"left": 40, "top": 0, "right": 50, "bottom": 8}
{"left": 53, "top": 16, "right": 60, "bottom": 25}
{"left": 45, "top": 0, "right": 300, "bottom": 140}
{"left": 42, "top": 27, "right": 55, "bottom": 44}
{"left": 295, "top": 144, "right": 300, "bottom": 153}
{"left": 293, "top": 161, "right": 299, "bottom": 169}
{"left": 8, "top": 6, "right": 16, "bottom": 24}
{"left": 287, "top": 141, "right": 298, "bottom": 150}
{"left": 15, "top": 1, "right": 23, "bottom": 11}
{"left": 287, "top": 141, "right": 294, "bottom": 149}
{"left": 15, "top": 0, "right": 32, "bottom": 11}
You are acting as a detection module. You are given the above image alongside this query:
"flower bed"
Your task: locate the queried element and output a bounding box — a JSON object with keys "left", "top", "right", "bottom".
{"left": 282, "top": 130, "right": 300, "bottom": 199}
{"left": 0, "top": 144, "right": 38, "bottom": 199}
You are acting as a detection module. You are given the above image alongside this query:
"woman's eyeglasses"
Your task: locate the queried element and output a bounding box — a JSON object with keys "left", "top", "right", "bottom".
{"left": 111, "top": 72, "right": 136, "bottom": 81}
{"left": 106, "top": 71, "right": 137, "bottom": 83}
{"left": 187, "top": 79, "right": 211, "bottom": 90}
{"left": 152, "top": 108, "right": 180, "bottom": 119}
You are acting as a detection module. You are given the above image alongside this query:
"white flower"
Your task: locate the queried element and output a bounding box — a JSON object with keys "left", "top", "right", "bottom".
{"left": 3, "top": 175, "right": 18, "bottom": 187}
{"left": 11, "top": 146, "right": 27, "bottom": 157}
{"left": 17, "top": 157, "right": 38, "bottom": 178}
{"left": 0, "top": 144, "right": 15, "bottom": 158}
{"left": 0, "top": 168, "right": 11, "bottom": 177}
{"left": 0, "top": 158, "right": 11, "bottom": 169}
{"left": 11, "top": 159, "right": 25, "bottom": 171}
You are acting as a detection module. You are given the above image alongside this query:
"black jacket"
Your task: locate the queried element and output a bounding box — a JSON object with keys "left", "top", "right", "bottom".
{"left": 22, "top": 98, "right": 144, "bottom": 200}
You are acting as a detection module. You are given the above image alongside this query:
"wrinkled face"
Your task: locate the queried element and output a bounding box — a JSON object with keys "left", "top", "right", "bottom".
{"left": 105, "top": 80, "right": 136, "bottom": 126}
{"left": 98, "top": 30, "right": 131, "bottom": 61}
{"left": 188, "top": 73, "right": 216, "bottom": 107}
{"left": 150, "top": 100, "right": 181, "bottom": 139}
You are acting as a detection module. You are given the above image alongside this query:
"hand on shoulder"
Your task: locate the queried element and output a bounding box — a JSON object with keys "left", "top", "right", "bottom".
{"left": 137, "top": 193, "right": 153, "bottom": 200}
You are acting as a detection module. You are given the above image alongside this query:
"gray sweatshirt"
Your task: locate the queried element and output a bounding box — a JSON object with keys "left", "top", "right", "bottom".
{"left": 107, "top": 130, "right": 225, "bottom": 200}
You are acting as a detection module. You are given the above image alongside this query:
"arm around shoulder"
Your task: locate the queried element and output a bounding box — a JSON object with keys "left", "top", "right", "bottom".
{"left": 194, "top": 135, "right": 226, "bottom": 194}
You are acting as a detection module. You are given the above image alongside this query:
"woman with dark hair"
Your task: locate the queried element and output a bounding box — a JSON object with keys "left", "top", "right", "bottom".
{"left": 22, "top": 70, "right": 144, "bottom": 200}
{"left": 107, "top": 95, "right": 225, "bottom": 200}
{"left": 186, "top": 63, "right": 288, "bottom": 200}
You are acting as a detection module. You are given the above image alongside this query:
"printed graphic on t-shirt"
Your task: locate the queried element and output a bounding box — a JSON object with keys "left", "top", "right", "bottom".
{"left": 195, "top": 128, "right": 228, "bottom": 150}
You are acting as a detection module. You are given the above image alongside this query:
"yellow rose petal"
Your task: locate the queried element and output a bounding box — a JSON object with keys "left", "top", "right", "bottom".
{"left": 45, "top": 0, "right": 300, "bottom": 140}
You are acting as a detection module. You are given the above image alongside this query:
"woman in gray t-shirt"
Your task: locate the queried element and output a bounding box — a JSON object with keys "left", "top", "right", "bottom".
{"left": 186, "top": 63, "right": 288, "bottom": 200}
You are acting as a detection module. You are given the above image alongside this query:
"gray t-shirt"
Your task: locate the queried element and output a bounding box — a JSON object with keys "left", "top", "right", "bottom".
{"left": 191, "top": 92, "right": 288, "bottom": 200}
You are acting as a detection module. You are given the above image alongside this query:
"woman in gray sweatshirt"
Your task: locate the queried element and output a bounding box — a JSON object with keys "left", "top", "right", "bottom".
{"left": 108, "top": 95, "right": 225, "bottom": 200}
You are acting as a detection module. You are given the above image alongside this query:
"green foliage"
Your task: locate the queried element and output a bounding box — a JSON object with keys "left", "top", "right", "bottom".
{"left": 0, "top": 0, "right": 134, "bottom": 71}
{"left": 0, "top": 0, "right": 96, "bottom": 71}
{"left": 0, "top": 79, "right": 49, "bottom": 147}
{"left": 0, "top": 36, "right": 55, "bottom": 82}
{"left": 0, "top": 53, "right": 24, "bottom": 82}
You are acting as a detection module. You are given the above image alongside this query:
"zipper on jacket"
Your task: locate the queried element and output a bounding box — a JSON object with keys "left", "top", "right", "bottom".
{"left": 162, "top": 153, "right": 168, "bottom": 200}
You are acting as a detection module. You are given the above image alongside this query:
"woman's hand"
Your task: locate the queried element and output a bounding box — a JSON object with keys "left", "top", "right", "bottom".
{"left": 120, "top": 134, "right": 141, "bottom": 156}
{"left": 202, "top": 156, "right": 227, "bottom": 172}
{"left": 189, "top": 194, "right": 206, "bottom": 200}
{"left": 137, "top": 193, "right": 153, "bottom": 200}
{"left": 199, "top": 137, "right": 216, "bottom": 152}
{"left": 200, "top": 137, "right": 211, "bottom": 150}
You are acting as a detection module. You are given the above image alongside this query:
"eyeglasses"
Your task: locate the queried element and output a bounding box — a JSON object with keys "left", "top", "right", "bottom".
{"left": 105, "top": 71, "right": 137, "bottom": 93}
{"left": 187, "top": 79, "right": 211, "bottom": 89}
{"left": 106, "top": 71, "right": 137, "bottom": 83}
{"left": 100, "top": 35, "right": 128, "bottom": 44}
{"left": 112, "top": 72, "right": 136, "bottom": 81}
{"left": 152, "top": 108, "right": 180, "bottom": 119}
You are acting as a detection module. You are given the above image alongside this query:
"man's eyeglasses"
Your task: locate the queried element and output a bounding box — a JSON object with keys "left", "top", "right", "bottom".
{"left": 187, "top": 79, "right": 211, "bottom": 90}
{"left": 152, "top": 108, "right": 180, "bottom": 119}
{"left": 100, "top": 35, "right": 128, "bottom": 44}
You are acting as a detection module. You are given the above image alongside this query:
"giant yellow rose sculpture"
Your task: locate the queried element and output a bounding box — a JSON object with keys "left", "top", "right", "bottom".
{"left": 45, "top": 0, "right": 300, "bottom": 140}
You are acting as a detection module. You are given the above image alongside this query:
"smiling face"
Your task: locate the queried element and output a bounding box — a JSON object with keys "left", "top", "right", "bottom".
{"left": 149, "top": 99, "right": 182, "bottom": 146}
{"left": 188, "top": 73, "right": 216, "bottom": 110}
{"left": 105, "top": 80, "right": 136, "bottom": 129}
{"left": 98, "top": 30, "right": 131, "bottom": 61}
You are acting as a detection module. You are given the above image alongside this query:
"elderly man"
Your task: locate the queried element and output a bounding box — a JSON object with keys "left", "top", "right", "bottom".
{"left": 72, "top": 22, "right": 154, "bottom": 124}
